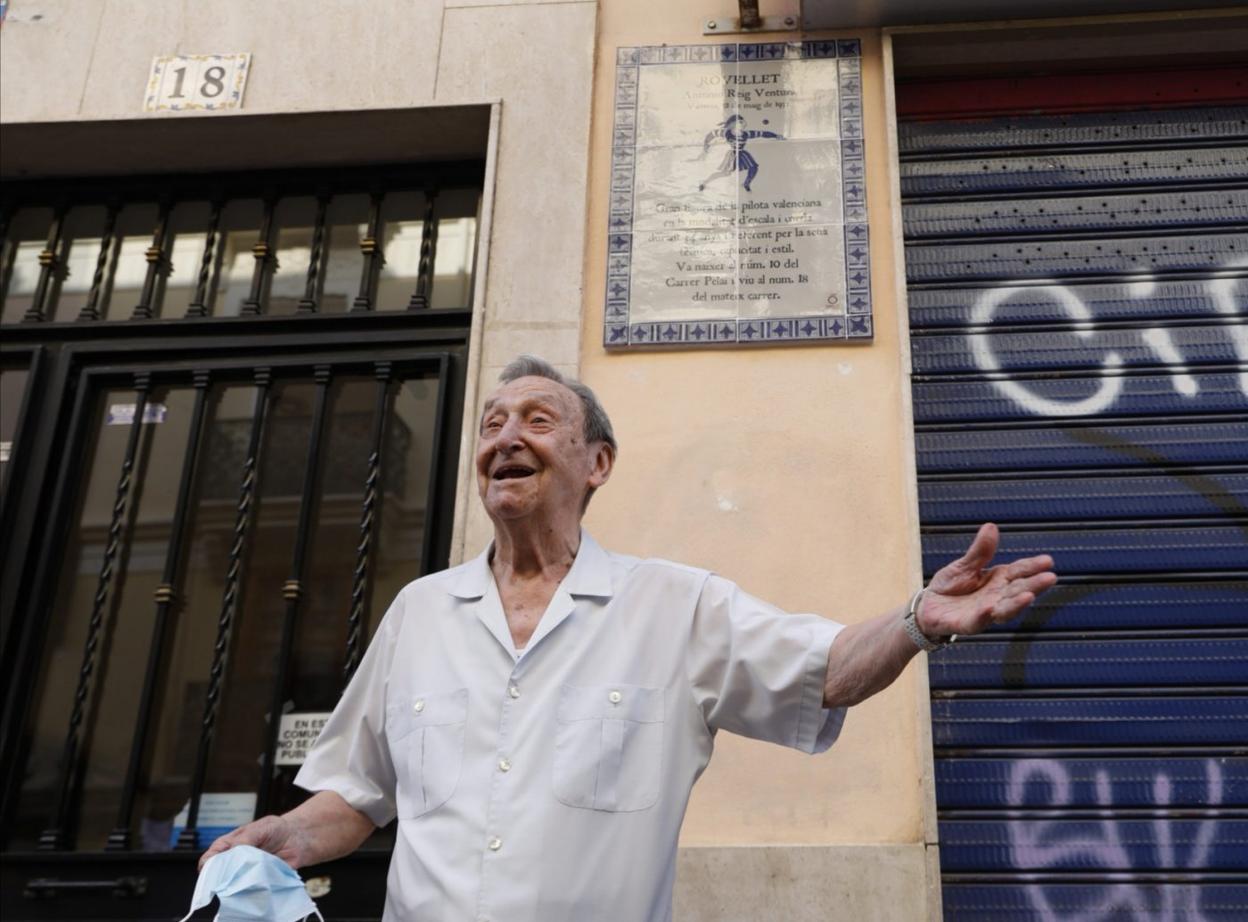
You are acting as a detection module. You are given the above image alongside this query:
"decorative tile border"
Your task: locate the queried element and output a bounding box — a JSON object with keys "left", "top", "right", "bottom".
{"left": 605, "top": 40, "right": 871, "bottom": 348}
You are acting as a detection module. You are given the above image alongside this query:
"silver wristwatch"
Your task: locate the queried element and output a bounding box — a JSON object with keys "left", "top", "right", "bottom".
{"left": 902, "top": 587, "right": 956, "bottom": 652}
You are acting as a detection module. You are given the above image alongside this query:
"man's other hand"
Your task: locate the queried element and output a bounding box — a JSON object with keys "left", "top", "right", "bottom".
{"left": 198, "top": 790, "right": 375, "bottom": 872}
{"left": 920, "top": 522, "right": 1057, "bottom": 638}
{"left": 198, "top": 814, "right": 306, "bottom": 871}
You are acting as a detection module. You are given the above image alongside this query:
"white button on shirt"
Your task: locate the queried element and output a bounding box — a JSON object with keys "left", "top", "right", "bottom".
{"left": 296, "top": 531, "right": 845, "bottom": 922}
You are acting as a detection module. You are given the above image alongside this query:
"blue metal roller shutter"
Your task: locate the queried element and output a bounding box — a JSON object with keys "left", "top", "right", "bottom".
{"left": 898, "top": 73, "right": 1248, "bottom": 921}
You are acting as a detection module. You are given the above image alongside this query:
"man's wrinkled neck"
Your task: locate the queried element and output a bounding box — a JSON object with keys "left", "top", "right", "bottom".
{"left": 489, "top": 514, "right": 582, "bottom": 583}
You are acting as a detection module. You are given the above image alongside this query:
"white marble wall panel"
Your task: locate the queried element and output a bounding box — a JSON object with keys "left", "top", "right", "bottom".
{"left": 435, "top": 1, "right": 597, "bottom": 560}
{"left": 0, "top": 0, "right": 446, "bottom": 121}
{"left": 0, "top": 1, "right": 103, "bottom": 122}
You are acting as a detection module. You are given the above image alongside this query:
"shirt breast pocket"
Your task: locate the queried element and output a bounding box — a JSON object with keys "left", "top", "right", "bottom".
{"left": 553, "top": 683, "right": 664, "bottom": 812}
{"left": 386, "top": 688, "right": 469, "bottom": 819}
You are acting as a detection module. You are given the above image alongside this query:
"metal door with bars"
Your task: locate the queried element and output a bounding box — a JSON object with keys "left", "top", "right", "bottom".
{"left": 0, "top": 163, "right": 481, "bottom": 920}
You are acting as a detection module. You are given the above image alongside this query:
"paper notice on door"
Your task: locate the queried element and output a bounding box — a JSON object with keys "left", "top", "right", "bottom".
{"left": 107, "top": 402, "right": 167, "bottom": 425}
{"left": 275, "top": 712, "right": 332, "bottom": 766}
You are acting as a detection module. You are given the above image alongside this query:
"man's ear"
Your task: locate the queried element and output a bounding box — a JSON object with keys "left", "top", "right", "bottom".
{"left": 588, "top": 442, "right": 614, "bottom": 490}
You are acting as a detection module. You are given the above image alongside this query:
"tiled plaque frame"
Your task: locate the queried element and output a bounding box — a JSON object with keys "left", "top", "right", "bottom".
{"left": 605, "top": 40, "right": 871, "bottom": 349}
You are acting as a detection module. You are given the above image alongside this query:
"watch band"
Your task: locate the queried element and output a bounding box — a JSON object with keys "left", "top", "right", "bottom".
{"left": 902, "top": 587, "right": 956, "bottom": 652}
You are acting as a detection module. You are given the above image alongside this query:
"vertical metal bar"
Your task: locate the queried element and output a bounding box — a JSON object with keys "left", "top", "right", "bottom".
{"left": 175, "top": 368, "right": 272, "bottom": 851}
{"left": 240, "top": 196, "right": 277, "bottom": 316}
{"left": 184, "top": 201, "right": 222, "bottom": 318}
{"left": 77, "top": 205, "right": 120, "bottom": 322}
{"left": 107, "top": 371, "right": 212, "bottom": 850}
{"left": 406, "top": 190, "right": 440, "bottom": 310}
{"left": 343, "top": 363, "right": 393, "bottom": 689}
{"left": 39, "top": 373, "right": 152, "bottom": 850}
{"left": 419, "top": 357, "right": 452, "bottom": 577}
{"left": 297, "top": 194, "right": 330, "bottom": 314}
{"left": 131, "top": 200, "right": 172, "bottom": 320}
{"left": 0, "top": 357, "right": 88, "bottom": 832}
{"left": 255, "top": 364, "right": 332, "bottom": 817}
{"left": 0, "top": 347, "right": 43, "bottom": 522}
{"left": 350, "top": 192, "right": 384, "bottom": 312}
{"left": 0, "top": 209, "right": 15, "bottom": 305}
{"left": 22, "top": 204, "right": 66, "bottom": 322}
{"left": 95, "top": 221, "right": 126, "bottom": 322}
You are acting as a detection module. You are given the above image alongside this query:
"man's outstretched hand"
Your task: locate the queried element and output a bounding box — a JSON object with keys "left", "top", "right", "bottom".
{"left": 919, "top": 522, "right": 1057, "bottom": 638}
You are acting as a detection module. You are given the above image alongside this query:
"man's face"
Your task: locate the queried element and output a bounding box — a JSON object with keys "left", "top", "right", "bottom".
{"left": 475, "top": 376, "right": 611, "bottom": 525}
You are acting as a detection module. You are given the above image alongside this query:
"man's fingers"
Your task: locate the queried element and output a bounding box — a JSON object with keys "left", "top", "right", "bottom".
{"left": 198, "top": 835, "right": 235, "bottom": 871}
{"left": 197, "top": 817, "right": 283, "bottom": 871}
{"left": 993, "top": 572, "right": 1058, "bottom": 621}
{"left": 1004, "top": 554, "right": 1055, "bottom": 580}
{"left": 958, "top": 523, "right": 999, "bottom": 573}
{"left": 1008, "top": 571, "right": 1057, "bottom": 602}
{"left": 993, "top": 590, "right": 1036, "bottom": 621}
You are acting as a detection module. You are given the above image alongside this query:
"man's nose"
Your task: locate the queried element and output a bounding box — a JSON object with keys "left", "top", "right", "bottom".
{"left": 495, "top": 415, "right": 525, "bottom": 450}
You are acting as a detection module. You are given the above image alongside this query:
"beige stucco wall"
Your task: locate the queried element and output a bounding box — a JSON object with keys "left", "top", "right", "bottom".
{"left": 573, "top": 2, "right": 934, "bottom": 916}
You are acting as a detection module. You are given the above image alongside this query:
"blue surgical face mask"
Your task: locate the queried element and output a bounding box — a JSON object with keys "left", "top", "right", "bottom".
{"left": 180, "top": 844, "right": 324, "bottom": 922}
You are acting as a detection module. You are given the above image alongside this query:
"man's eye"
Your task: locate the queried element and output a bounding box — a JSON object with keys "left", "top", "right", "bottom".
{"left": 483, "top": 420, "right": 502, "bottom": 432}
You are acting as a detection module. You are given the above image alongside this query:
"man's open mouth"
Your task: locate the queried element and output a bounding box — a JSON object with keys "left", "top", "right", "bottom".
{"left": 493, "top": 464, "right": 536, "bottom": 480}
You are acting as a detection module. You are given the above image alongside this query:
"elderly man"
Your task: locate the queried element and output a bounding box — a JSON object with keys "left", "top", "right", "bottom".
{"left": 201, "top": 355, "right": 1056, "bottom": 920}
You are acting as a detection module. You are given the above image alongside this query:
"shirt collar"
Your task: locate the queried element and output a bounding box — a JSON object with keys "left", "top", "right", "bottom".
{"left": 448, "top": 529, "right": 614, "bottom": 600}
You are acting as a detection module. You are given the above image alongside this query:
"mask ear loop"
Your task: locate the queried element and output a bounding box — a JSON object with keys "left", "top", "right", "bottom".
{"left": 178, "top": 864, "right": 221, "bottom": 922}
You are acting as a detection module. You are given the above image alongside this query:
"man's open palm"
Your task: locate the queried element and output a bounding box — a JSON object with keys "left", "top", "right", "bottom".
{"left": 920, "top": 523, "right": 1057, "bottom": 638}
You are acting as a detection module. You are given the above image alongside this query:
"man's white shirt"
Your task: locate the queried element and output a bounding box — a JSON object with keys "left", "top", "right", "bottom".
{"left": 296, "top": 531, "right": 845, "bottom": 922}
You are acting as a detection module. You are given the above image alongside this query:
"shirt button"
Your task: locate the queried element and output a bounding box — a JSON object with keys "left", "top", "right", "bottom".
{"left": 498, "top": 758, "right": 512, "bottom": 772}
{"left": 508, "top": 684, "right": 520, "bottom": 699}
{"left": 608, "top": 690, "right": 622, "bottom": 704}
{"left": 488, "top": 836, "right": 502, "bottom": 851}
{"left": 412, "top": 699, "right": 425, "bottom": 713}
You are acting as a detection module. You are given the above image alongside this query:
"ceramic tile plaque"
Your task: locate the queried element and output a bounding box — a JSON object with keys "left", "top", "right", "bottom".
{"left": 605, "top": 41, "right": 871, "bottom": 348}
{"left": 145, "top": 54, "right": 251, "bottom": 112}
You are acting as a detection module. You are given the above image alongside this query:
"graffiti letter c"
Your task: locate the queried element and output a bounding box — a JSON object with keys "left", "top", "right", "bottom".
{"left": 971, "top": 284, "right": 1125, "bottom": 417}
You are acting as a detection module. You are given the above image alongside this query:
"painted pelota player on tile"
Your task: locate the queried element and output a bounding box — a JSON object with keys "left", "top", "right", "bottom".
{"left": 695, "top": 114, "right": 785, "bottom": 192}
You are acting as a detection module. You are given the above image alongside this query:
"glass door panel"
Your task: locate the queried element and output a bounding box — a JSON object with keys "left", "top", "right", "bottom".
{"left": 199, "top": 381, "right": 313, "bottom": 816}
{"left": 267, "top": 197, "right": 318, "bottom": 317}
{"left": 431, "top": 188, "right": 480, "bottom": 309}
{"left": 157, "top": 201, "right": 213, "bottom": 319}
{"left": 48, "top": 205, "right": 109, "bottom": 322}
{"left": 1, "top": 206, "right": 55, "bottom": 323}
{"left": 131, "top": 382, "right": 254, "bottom": 849}
{"left": 320, "top": 194, "right": 369, "bottom": 313}
{"left": 371, "top": 376, "right": 444, "bottom": 633}
{"left": 10, "top": 383, "right": 189, "bottom": 849}
{"left": 376, "top": 191, "right": 427, "bottom": 311}
{"left": 209, "top": 200, "right": 264, "bottom": 317}
{"left": 0, "top": 366, "right": 29, "bottom": 501}
{"left": 100, "top": 203, "right": 161, "bottom": 321}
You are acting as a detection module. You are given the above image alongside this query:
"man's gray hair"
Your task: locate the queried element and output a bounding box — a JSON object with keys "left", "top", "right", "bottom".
{"left": 498, "top": 355, "right": 618, "bottom": 455}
